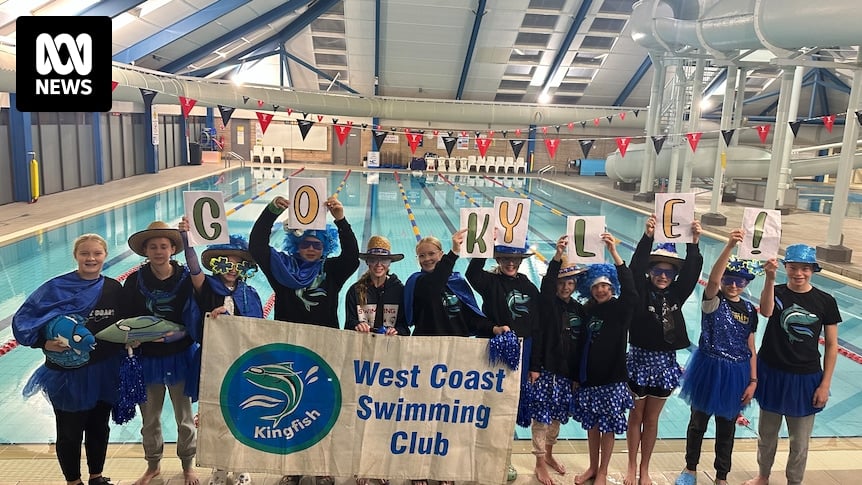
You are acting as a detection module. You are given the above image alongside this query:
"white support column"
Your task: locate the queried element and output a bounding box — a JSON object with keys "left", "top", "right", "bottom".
{"left": 777, "top": 65, "right": 805, "bottom": 207}
{"left": 702, "top": 64, "right": 738, "bottom": 226}
{"left": 733, "top": 67, "right": 747, "bottom": 138}
{"left": 763, "top": 69, "right": 794, "bottom": 210}
{"left": 681, "top": 59, "right": 705, "bottom": 193}
{"left": 636, "top": 54, "right": 666, "bottom": 201}
{"left": 667, "top": 60, "right": 688, "bottom": 193}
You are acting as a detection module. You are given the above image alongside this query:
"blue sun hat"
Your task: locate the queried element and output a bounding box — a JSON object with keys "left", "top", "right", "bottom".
{"left": 725, "top": 257, "right": 763, "bottom": 281}
{"left": 283, "top": 223, "right": 340, "bottom": 258}
{"left": 649, "top": 242, "right": 684, "bottom": 269}
{"left": 576, "top": 263, "right": 621, "bottom": 298}
{"left": 493, "top": 242, "right": 534, "bottom": 259}
{"left": 781, "top": 244, "right": 822, "bottom": 272}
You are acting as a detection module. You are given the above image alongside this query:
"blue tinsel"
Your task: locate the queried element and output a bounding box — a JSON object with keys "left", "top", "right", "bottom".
{"left": 488, "top": 330, "right": 521, "bottom": 371}
{"left": 112, "top": 350, "right": 147, "bottom": 425}
{"left": 516, "top": 381, "right": 533, "bottom": 427}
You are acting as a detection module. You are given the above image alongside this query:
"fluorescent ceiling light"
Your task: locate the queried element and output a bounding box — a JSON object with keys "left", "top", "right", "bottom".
{"left": 139, "top": 0, "right": 172, "bottom": 17}
{"left": 112, "top": 12, "right": 136, "bottom": 31}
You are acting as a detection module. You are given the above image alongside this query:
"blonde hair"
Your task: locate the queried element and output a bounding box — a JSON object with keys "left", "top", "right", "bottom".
{"left": 415, "top": 236, "right": 442, "bottom": 253}
{"left": 73, "top": 233, "right": 108, "bottom": 256}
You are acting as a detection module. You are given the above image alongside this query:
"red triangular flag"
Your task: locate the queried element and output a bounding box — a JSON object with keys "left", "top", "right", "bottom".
{"left": 111, "top": 81, "right": 118, "bottom": 92}
{"left": 541, "top": 126, "right": 548, "bottom": 134}
{"left": 347, "top": 120, "right": 354, "bottom": 126}
{"left": 619, "top": 112, "right": 626, "bottom": 121}
{"left": 317, "top": 115, "right": 324, "bottom": 122}
{"left": 433, "top": 130, "right": 439, "bottom": 136}
{"left": 488, "top": 130, "right": 495, "bottom": 137}
{"left": 822, "top": 114, "right": 836, "bottom": 132}
{"left": 593, "top": 118, "right": 600, "bottom": 126}
{"left": 257, "top": 100, "right": 264, "bottom": 108}
{"left": 178, "top": 96, "right": 196, "bottom": 119}
{"left": 476, "top": 138, "right": 492, "bottom": 157}
{"left": 544, "top": 138, "right": 560, "bottom": 159}
{"left": 616, "top": 137, "right": 632, "bottom": 157}
{"left": 461, "top": 131, "right": 468, "bottom": 137}
{"left": 515, "top": 128, "right": 522, "bottom": 136}
{"left": 406, "top": 133, "right": 423, "bottom": 154}
{"left": 756, "top": 124, "right": 771, "bottom": 144}
{"left": 256, "top": 112, "right": 274, "bottom": 134}
{"left": 287, "top": 108, "right": 293, "bottom": 116}
{"left": 335, "top": 124, "right": 352, "bottom": 146}
{"left": 567, "top": 122, "right": 574, "bottom": 130}
{"left": 686, "top": 132, "right": 703, "bottom": 152}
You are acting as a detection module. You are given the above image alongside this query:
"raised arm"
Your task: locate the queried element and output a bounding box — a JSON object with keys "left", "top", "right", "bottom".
{"left": 630, "top": 214, "right": 656, "bottom": 278}
{"left": 674, "top": 220, "right": 705, "bottom": 300}
{"left": 179, "top": 216, "right": 205, "bottom": 293}
{"left": 758, "top": 258, "right": 778, "bottom": 317}
{"left": 249, "top": 196, "right": 288, "bottom": 277}
{"left": 705, "top": 228, "right": 744, "bottom": 300}
{"left": 541, "top": 236, "right": 567, "bottom": 297}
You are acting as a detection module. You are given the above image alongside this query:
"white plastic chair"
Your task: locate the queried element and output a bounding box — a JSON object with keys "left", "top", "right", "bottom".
{"left": 477, "top": 157, "right": 487, "bottom": 172}
{"left": 504, "top": 156, "right": 515, "bottom": 174}
{"left": 273, "top": 146, "right": 283, "bottom": 163}
{"left": 251, "top": 145, "right": 263, "bottom": 163}
{"left": 514, "top": 156, "right": 527, "bottom": 174}
{"left": 467, "top": 155, "right": 478, "bottom": 173}
{"left": 485, "top": 156, "right": 496, "bottom": 173}
{"left": 426, "top": 157, "right": 436, "bottom": 171}
{"left": 459, "top": 157, "right": 469, "bottom": 173}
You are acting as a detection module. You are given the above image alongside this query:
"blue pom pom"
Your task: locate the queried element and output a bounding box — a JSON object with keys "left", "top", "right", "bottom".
{"left": 488, "top": 330, "right": 521, "bottom": 371}
{"left": 112, "top": 352, "right": 147, "bottom": 425}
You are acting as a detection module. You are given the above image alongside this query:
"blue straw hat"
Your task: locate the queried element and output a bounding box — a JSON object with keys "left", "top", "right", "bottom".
{"left": 781, "top": 244, "right": 822, "bottom": 272}
{"left": 648, "top": 242, "right": 683, "bottom": 269}
{"left": 493, "top": 244, "right": 534, "bottom": 259}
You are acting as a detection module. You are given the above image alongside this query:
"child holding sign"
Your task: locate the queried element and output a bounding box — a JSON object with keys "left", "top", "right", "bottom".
{"left": 675, "top": 229, "right": 759, "bottom": 485}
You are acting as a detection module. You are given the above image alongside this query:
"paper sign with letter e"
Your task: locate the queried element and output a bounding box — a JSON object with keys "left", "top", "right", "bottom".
{"left": 288, "top": 178, "right": 328, "bottom": 230}
{"left": 565, "top": 216, "right": 606, "bottom": 265}
{"left": 493, "top": 197, "right": 531, "bottom": 249}
{"left": 738, "top": 208, "right": 781, "bottom": 260}
{"left": 460, "top": 208, "right": 495, "bottom": 258}
{"left": 183, "top": 191, "right": 229, "bottom": 247}
{"left": 654, "top": 193, "right": 695, "bottom": 243}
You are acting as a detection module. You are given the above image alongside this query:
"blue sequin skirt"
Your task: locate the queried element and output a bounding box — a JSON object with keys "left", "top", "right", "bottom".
{"left": 571, "top": 381, "right": 633, "bottom": 434}
{"left": 627, "top": 345, "right": 682, "bottom": 391}
{"left": 679, "top": 349, "right": 750, "bottom": 420}
{"left": 22, "top": 354, "right": 123, "bottom": 412}
{"left": 754, "top": 358, "right": 824, "bottom": 417}
{"left": 140, "top": 343, "right": 199, "bottom": 394}
{"left": 528, "top": 370, "right": 573, "bottom": 425}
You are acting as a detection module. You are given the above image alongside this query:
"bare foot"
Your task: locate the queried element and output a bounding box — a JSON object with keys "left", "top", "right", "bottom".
{"left": 574, "top": 469, "right": 596, "bottom": 485}
{"left": 593, "top": 472, "right": 608, "bottom": 485}
{"left": 638, "top": 473, "right": 653, "bottom": 485}
{"left": 623, "top": 466, "right": 636, "bottom": 485}
{"left": 741, "top": 478, "right": 769, "bottom": 485}
{"left": 184, "top": 468, "right": 200, "bottom": 485}
{"left": 535, "top": 461, "right": 553, "bottom": 485}
{"left": 134, "top": 468, "right": 161, "bottom": 485}
{"left": 545, "top": 455, "right": 566, "bottom": 475}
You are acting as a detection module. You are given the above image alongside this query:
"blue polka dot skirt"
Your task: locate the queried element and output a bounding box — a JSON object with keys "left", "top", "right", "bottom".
{"left": 627, "top": 345, "right": 682, "bottom": 391}
{"left": 571, "top": 381, "right": 633, "bottom": 434}
{"left": 528, "top": 370, "right": 573, "bottom": 425}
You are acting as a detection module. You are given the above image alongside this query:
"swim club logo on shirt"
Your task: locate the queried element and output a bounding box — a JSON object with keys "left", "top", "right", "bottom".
{"left": 506, "top": 290, "right": 531, "bottom": 320}
{"left": 220, "top": 343, "right": 342, "bottom": 454}
{"left": 779, "top": 303, "right": 820, "bottom": 343}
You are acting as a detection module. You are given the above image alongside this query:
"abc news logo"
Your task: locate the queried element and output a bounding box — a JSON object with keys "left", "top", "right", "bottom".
{"left": 16, "top": 16, "right": 111, "bottom": 112}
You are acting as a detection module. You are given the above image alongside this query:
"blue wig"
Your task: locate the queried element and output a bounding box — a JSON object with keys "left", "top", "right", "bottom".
{"left": 283, "top": 223, "right": 340, "bottom": 258}
{"left": 576, "top": 263, "right": 621, "bottom": 300}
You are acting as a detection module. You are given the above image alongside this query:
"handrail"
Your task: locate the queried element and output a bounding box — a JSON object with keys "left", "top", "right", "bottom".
{"left": 537, "top": 164, "right": 556, "bottom": 177}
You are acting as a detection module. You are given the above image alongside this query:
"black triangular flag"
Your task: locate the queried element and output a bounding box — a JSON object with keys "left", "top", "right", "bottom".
{"left": 501, "top": 130, "right": 508, "bottom": 138}
{"left": 789, "top": 121, "right": 802, "bottom": 138}
{"left": 554, "top": 125, "right": 561, "bottom": 133}
{"left": 301, "top": 112, "right": 309, "bottom": 119}
{"left": 443, "top": 136, "right": 457, "bottom": 157}
{"left": 651, "top": 135, "right": 667, "bottom": 155}
{"left": 606, "top": 115, "right": 613, "bottom": 124}
{"left": 297, "top": 120, "right": 314, "bottom": 140}
{"left": 447, "top": 131, "right": 454, "bottom": 137}
{"left": 332, "top": 118, "right": 338, "bottom": 125}
{"left": 272, "top": 105, "right": 279, "bottom": 112}
{"left": 579, "top": 139, "right": 595, "bottom": 158}
{"left": 510, "top": 139, "right": 525, "bottom": 158}
{"left": 633, "top": 109, "right": 640, "bottom": 118}
{"left": 242, "top": 96, "right": 249, "bottom": 105}
{"left": 361, "top": 123, "right": 368, "bottom": 129}
{"left": 580, "top": 121, "right": 587, "bottom": 128}
{"left": 721, "top": 129, "right": 735, "bottom": 146}
{"left": 856, "top": 110, "right": 862, "bottom": 127}
{"left": 373, "top": 130, "right": 388, "bottom": 149}
{"left": 217, "top": 105, "right": 235, "bottom": 127}
{"left": 139, "top": 88, "right": 157, "bottom": 106}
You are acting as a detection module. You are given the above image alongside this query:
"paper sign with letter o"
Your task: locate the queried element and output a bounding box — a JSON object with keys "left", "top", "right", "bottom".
{"left": 183, "top": 191, "right": 229, "bottom": 247}
{"left": 738, "top": 208, "right": 781, "bottom": 260}
{"left": 460, "top": 208, "right": 495, "bottom": 258}
{"left": 654, "top": 193, "right": 695, "bottom": 243}
{"left": 565, "top": 216, "right": 606, "bottom": 265}
{"left": 288, "top": 178, "right": 328, "bottom": 230}
{"left": 493, "top": 197, "right": 531, "bottom": 249}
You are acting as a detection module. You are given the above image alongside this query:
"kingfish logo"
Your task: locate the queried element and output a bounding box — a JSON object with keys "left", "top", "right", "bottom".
{"left": 297, "top": 272, "right": 327, "bottom": 311}
{"left": 506, "top": 290, "right": 531, "bottom": 320}
{"left": 221, "top": 343, "right": 341, "bottom": 454}
{"left": 780, "top": 303, "right": 820, "bottom": 343}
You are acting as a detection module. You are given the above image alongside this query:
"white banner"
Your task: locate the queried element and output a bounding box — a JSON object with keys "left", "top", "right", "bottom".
{"left": 182, "top": 191, "right": 229, "bottom": 247}
{"left": 198, "top": 316, "right": 519, "bottom": 485}
{"left": 738, "top": 208, "right": 782, "bottom": 260}
{"left": 654, "top": 192, "right": 695, "bottom": 243}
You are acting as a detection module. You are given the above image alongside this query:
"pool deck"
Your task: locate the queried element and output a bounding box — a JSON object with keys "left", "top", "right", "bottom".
{"left": 2, "top": 161, "right": 862, "bottom": 484}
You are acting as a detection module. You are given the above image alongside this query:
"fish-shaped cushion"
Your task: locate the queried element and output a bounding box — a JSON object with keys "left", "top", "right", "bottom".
{"left": 95, "top": 316, "right": 185, "bottom": 344}
{"left": 42, "top": 314, "right": 95, "bottom": 368}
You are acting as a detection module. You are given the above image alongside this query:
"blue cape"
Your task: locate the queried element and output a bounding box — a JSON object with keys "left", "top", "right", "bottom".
{"left": 269, "top": 248, "right": 324, "bottom": 289}
{"left": 205, "top": 275, "right": 264, "bottom": 318}
{"left": 12, "top": 272, "right": 104, "bottom": 346}
{"left": 404, "top": 270, "right": 485, "bottom": 326}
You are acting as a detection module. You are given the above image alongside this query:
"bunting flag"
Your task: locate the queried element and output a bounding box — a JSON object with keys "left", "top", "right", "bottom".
{"left": 651, "top": 135, "right": 667, "bottom": 155}
{"left": 317, "top": 115, "right": 324, "bottom": 122}
{"left": 510, "top": 139, "right": 525, "bottom": 158}
{"left": 686, "top": 132, "right": 703, "bottom": 152}
{"left": 616, "top": 137, "right": 632, "bottom": 157}
{"left": 373, "top": 130, "right": 388, "bottom": 149}
{"left": 272, "top": 105, "right": 280, "bottom": 112}
{"left": 334, "top": 124, "right": 352, "bottom": 146}
{"left": 331, "top": 118, "right": 338, "bottom": 125}
{"left": 302, "top": 112, "right": 309, "bottom": 119}
{"left": 255, "top": 112, "right": 274, "bottom": 135}
{"left": 567, "top": 122, "right": 574, "bottom": 130}
{"left": 461, "top": 131, "right": 468, "bottom": 137}
{"left": 488, "top": 130, "right": 495, "bottom": 137}
{"left": 361, "top": 123, "right": 368, "bottom": 129}
{"left": 406, "top": 133, "right": 424, "bottom": 154}
{"left": 789, "top": 121, "right": 802, "bottom": 138}
{"left": 287, "top": 108, "right": 294, "bottom": 116}
{"left": 474, "top": 131, "right": 481, "bottom": 137}
{"left": 593, "top": 118, "right": 600, "bottom": 126}
{"left": 580, "top": 121, "right": 587, "bottom": 129}
{"left": 257, "top": 100, "right": 264, "bottom": 108}
{"left": 111, "top": 81, "right": 118, "bottom": 92}
{"left": 242, "top": 96, "right": 249, "bottom": 104}
{"left": 633, "top": 109, "right": 640, "bottom": 118}
{"left": 297, "top": 119, "right": 314, "bottom": 140}
{"left": 619, "top": 112, "right": 626, "bottom": 121}
{"left": 579, "top": 139, "right": 595, "bottom": 158}
{"left": 606, "top": 115, "right": 613, "bottom": 124}
{"left": 347, "top": 120, "right": 353, "bottom": 126}
{"left": 178, "top": 96, "right": 197, "bottom": 119}
{"left": 721, "top": 129, "right": 735, "bottom": 146}
{"left": 218, "top": 105, "right": 235, "bottom": 127}
{"left": 432, "top": 129, "right": 439, "bottom": 136}
{"left": 554, "top": 125, "right": 560, "bottom": 133}
{"left": 856, "top": 110, "right": 862, "bottom": 127}
{"left": 541, "top": 126, "right": 548, "bottom": 134}
{"left": 443, "top": 136, "right": 457, "bottom": 156}
{"left": 476, "top": 137, "right": 492, "bottom": 157}
{"left": 822, "top": 114, "right": 836, "bottom": 132}
{"left": 139, "top": 88, "right": 157, "bottom": 106}
{"left": 756, "top": 124, "right": 771, "bottom": 144}
{"left": 501, "top": 130, "right": 508, "bottom": 138}
{"left": 515, "top": 128, "right": 522, "bottom": 137}
{"left": 544, "top": 138, "right": 560, "bottom": 159}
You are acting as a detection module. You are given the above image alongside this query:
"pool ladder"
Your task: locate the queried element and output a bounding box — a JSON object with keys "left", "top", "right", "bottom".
{"left": 537, "top": 164, "right": 556, "bottom": 177}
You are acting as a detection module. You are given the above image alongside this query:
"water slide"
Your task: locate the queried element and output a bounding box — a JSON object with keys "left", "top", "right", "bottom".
{"left": 604, "top": 140, "right": 862, "bottom": 183}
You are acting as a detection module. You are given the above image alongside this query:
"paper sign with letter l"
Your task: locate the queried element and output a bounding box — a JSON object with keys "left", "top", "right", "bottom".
{"left": 738, "top": 208, "right": 781, "bottom": 260}
{"left": 493, "top": 197, "right": 531, "bottom": 249}
{"left": 654, "top": 193, "right": 695, "bottom": 243}
{"left": 288, "top": 178, "right": 328, "bottom": 230}
{"left": 460, "top": 208, "right": 495, "bottom": 258}
{"left": 183, "top": 191, "right": 229, "bottom": 247}
{"left": 565, "top": 216, "right": 606, "bottom": 264}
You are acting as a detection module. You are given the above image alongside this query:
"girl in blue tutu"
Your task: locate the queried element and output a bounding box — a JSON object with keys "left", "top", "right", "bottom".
{"left": 571, "top": 233, "right": 636, "bottom": 485}
{"left": 13, "top": 234, "right": 124, "bottom": 485}
{"left": 675, "top": 229, "right": 759, "bottom": 485}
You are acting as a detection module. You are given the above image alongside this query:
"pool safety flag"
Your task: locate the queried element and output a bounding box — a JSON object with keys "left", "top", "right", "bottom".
{"left": 738, "top": 208, "right": 781, "bottom": 260}
{"left": 653, "top": 192, "right": 695, "bottom": 243}
{"left": 197, "top": 316, "right": 519, "bottom": 485}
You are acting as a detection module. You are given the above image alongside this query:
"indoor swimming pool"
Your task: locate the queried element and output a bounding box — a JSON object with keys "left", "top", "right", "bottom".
{"left": 0, "top": 167, "right": 860, "bottom": 445}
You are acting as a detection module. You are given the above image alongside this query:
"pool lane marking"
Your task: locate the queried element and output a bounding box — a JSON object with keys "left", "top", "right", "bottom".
{"left": 226, "top": 167, "right": 305, "bottom": 216}
{"left": 393, "top": 171, "right": 423, "bottom": 242}
{"left": 332, "top": 170, "right": 352, "bottom": 198}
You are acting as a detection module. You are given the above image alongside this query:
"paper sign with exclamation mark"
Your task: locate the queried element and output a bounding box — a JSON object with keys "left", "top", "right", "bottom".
{"left": 738, "top": 208, "right": 782, "bottom": 260}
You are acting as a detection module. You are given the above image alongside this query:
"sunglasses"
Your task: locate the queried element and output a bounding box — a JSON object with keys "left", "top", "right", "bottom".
{"left": 650, "top": 267, "right": 677, "bottom": 279}
{"left": 721, "top": 275, "right": 750, "bottom": 288}
{"left": 497, "top": 256, "right": 522, "bottom": 265}
{"left": 299, "top": 239, "right": 324, "bottom": 250}
{"left": 210, "top": 257, "right": 256, "bottom": 278}
{"left": 366, "top": 257, "right": 391, "bottom": 266}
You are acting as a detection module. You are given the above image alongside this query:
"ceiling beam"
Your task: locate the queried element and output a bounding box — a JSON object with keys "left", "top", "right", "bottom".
{"left": 539, "top": 0, "right": 594, "bottom": 95}
{"left": 612, "top": 55, "right": 651, "bottom": 106}
{"left": 456, "top": 0, "right": 487, "bottom": 100}
{"left": 77, "top": 0, "right": 146, "bottom": 17}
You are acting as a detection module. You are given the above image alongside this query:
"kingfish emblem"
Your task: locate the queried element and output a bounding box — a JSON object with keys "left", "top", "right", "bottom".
{"left": 780, "top": 304, "right": 819, "bottom": 343}
{"left": 240, "top": 362, "right": 320, "bottom": 427}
